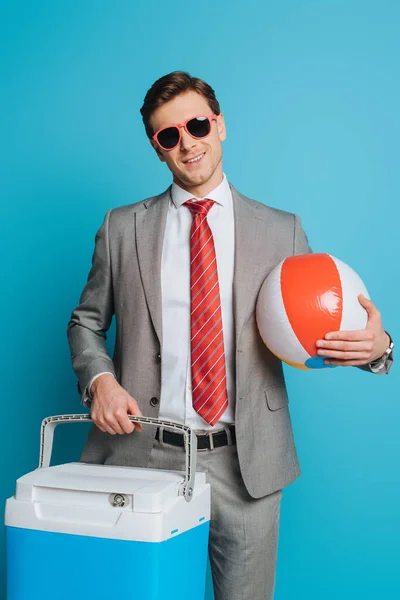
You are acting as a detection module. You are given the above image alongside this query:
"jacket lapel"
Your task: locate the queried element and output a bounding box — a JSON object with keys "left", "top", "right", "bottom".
{"left": 136, "top": 183, "right": 278, "bottom": 349}
{"left": 135, "top": 187, "right": 171, "bottom": 346}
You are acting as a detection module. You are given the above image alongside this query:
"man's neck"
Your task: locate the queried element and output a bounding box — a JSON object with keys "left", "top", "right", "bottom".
{"left": 173, "top": 169, "right": 224, "bottom": 199}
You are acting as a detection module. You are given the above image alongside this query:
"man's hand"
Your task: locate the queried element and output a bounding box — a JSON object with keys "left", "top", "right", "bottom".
{"left": 316, "top": 294, "right": 390, "bottom": 367}
{"left": 91, "top": 374, "right": 144, "bottom": 435}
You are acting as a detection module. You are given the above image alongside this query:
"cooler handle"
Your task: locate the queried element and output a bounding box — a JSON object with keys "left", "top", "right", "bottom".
{"left": 39, "top": 414, "right": 197, "bottom": 502}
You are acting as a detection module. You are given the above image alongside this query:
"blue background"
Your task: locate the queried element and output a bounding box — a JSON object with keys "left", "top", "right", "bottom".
{"left": 1, "top": 1, "right": 399, "bottom": 598}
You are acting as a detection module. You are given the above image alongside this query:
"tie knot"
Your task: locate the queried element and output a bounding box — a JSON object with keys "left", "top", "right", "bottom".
{"left": 184, "top": 199, "right": 215, "bottom": 216}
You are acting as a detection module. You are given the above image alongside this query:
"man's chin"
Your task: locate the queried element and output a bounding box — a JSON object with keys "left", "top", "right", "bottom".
{"left": 177, "top": 168, "right": 211, "bottom": 187}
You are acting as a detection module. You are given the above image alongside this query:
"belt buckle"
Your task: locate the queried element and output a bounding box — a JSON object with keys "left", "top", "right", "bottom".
{"left": 225, "top": 426, "right": 233, "bottom": 447}
{"left": 208, "top": 431, "right": 215, "bottom": 451}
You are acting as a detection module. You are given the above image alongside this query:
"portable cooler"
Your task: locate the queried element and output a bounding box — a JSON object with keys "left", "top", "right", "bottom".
{"left": 5, "top": 414, "right": 211, "bottom": 600}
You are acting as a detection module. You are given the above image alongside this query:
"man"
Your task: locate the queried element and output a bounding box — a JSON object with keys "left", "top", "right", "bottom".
{"left": 67, "top": 71, "right": 393, "bottom": 600}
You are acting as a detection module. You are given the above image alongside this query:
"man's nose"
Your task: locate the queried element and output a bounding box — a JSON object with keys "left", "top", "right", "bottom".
{"left": 179, "top": 127, "right": 196, "bottom": 151}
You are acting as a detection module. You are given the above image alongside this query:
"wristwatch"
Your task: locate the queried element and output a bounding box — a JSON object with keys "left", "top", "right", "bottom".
{"left": 369, "top": 331, "right": 394, "bottom": 373}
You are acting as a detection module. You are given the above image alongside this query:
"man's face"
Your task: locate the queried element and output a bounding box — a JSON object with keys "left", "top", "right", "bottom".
{"left": 149, "top": 90, "right": 226, "bottom": 192}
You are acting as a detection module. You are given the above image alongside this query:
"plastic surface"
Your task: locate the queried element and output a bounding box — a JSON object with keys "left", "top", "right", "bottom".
{"left": 6, "top": 521, "right": 210, "bottom": 600}
{"left": 6, "top": 414, "right": 211, "bottom": 599}
{"left": 6, "top": 462, "right": 210, "bottom": 541}
{"left": 256, "top": 253, "right": 369, "bottom": 369}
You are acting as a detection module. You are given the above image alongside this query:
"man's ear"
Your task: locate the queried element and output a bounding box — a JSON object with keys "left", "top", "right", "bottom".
{"left": 150, "top": 139, "right": 166, "bottom": 163}
{"left": 217, "top": 113, "right": 227, "bottom": 143}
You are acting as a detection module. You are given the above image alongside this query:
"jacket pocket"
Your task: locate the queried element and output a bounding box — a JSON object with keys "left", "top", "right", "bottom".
{"left": 265, "top": 384, "right": 289, "bottom": 411}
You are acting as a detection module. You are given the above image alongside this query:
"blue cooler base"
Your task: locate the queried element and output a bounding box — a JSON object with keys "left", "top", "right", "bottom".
{"left": 6, "top": 523, "right": 210, "bottom": 600}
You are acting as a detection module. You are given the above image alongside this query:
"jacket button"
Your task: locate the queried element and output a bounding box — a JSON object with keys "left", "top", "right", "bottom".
{"left": 150, "top": 397, "right": 159, "bottom": 407}
{"left": 156, "top": 353, "right": 161, "bottom": 363}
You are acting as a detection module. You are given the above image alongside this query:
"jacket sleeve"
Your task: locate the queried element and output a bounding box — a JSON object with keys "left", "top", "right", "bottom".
{"left": 67, "top": 210, "right": 116, "bottom": 403}
{"left": 293, "top": 214, "right": 312, "bottom": 255}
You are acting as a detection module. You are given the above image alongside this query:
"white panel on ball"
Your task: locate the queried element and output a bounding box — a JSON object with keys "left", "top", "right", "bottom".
{"left": 331, "top": 256, "right": 369, "bottom": 331}
{"left": 256, "top": 261, "right": 310, "bottom": 365}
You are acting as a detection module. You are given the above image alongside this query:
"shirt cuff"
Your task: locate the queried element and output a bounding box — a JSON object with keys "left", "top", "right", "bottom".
{"left": 86, "top": 372, "right": 115, "bottom": 400}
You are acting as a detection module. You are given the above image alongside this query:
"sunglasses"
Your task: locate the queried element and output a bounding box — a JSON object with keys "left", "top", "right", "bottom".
{"left": 152, "top": 114, "right": 219, "bottom": 151}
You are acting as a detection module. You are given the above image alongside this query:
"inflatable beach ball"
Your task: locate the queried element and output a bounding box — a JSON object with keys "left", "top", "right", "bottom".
{"left": 256, "top": 253, "right": 369, "bottom": 370}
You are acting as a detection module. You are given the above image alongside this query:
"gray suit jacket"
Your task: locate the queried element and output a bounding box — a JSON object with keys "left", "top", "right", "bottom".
{"left": 67, "top": 184, "right": 325, "bottom": 498}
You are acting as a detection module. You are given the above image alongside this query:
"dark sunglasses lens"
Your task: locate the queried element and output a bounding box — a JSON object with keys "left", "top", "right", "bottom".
{"left": 157, "top": 127, "right": 180, "bottom": 149}
{"left": 186, "top": 117, "right": 211, "bottom": 138}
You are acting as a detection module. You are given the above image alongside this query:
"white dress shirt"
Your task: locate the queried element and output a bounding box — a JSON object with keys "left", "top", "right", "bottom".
{"left": 89, "top": 174, "right": 236, "bottom": 430}
{"left": 160, "top": 174, "right": 235, "bottom": 430}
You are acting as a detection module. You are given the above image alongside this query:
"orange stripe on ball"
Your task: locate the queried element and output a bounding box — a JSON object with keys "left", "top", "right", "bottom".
{"left": 280, "top": 253, "right": 342, "bottom": 358}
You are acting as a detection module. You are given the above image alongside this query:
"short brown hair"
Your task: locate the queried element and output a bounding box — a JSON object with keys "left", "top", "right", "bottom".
{"left": 140, "top": 71, "right": 221, "bottom": 139}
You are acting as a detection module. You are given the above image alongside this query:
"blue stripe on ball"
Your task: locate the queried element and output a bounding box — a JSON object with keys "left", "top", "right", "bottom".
{"left": 305, "top": 356, "right": 337, "bottom": 369}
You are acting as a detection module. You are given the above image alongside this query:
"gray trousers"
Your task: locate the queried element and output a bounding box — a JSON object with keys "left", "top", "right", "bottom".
{"left": 148, "top": 433, "right": 282, "bottom": 600}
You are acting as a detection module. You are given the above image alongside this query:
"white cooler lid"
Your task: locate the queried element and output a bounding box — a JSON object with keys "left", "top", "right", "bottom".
{"left": 15, "top": 462, "right": 207, "bottom": 514}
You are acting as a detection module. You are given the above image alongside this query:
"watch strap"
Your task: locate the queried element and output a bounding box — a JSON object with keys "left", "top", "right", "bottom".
{"left": 369, "top": 331, "right": 394, "bottom": 373}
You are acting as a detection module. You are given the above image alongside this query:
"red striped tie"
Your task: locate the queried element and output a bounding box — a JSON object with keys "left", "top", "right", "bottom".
{"left": 184, "top": 199, "right": 228, "bottom": 426}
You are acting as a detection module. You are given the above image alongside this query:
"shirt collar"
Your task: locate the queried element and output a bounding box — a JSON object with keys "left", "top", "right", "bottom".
{"left": 171, "top": 174, "right": 230, "bottom": 209}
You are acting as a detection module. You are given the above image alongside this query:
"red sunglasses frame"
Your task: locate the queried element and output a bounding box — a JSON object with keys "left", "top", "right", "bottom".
{"left": 152, "top": 114, "right": 219, "bottom": 151}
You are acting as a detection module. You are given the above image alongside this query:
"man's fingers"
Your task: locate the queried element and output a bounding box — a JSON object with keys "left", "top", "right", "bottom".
{"left": 128, "top": 400, "right": 144, "bottom": 432}
{"left": 93, "top": 410, "right": 124, "bottom": 435}
{"left": 324, "top": 330, "right": 374, "bottom": 342}
{"left": 319, "top": 349, "right": 371, "bottom": 360}
{"left": 91, "top": 389, "right": 143, "bottom": 435}
{"left": 92, "top": 418, "right": 107, "bottom": 433}
{"left": 96, "top": 410, "right": 140, "bottom": 435}
{"left": 317, "top": 340, "right": 372, "bottom": 352}
{"left": 358, "top": 294, "right": 380, "bottom": 317}
{"left": 90, "top": 409, "right": 109, "bottom": 434}
{"left": 104, "top": 415, "right": 126, "bottom": 435}
{"left": 115, "top": 410, "right": 135, "bottom": 435}
{"left": 94, "top": 417, "right": 117, "bottom": 435}
{"left": 127, "top": 419, "right": 143, "bottom": 432}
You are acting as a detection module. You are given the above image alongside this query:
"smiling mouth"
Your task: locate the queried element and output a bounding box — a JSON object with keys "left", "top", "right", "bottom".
{"left": 184, "top": 152, "right": 205, "bottom": 164}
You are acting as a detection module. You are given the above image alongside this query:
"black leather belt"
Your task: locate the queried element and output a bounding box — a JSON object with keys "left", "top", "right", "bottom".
{"left": 155, "top": 425, "right": 236, "bottom": 450}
